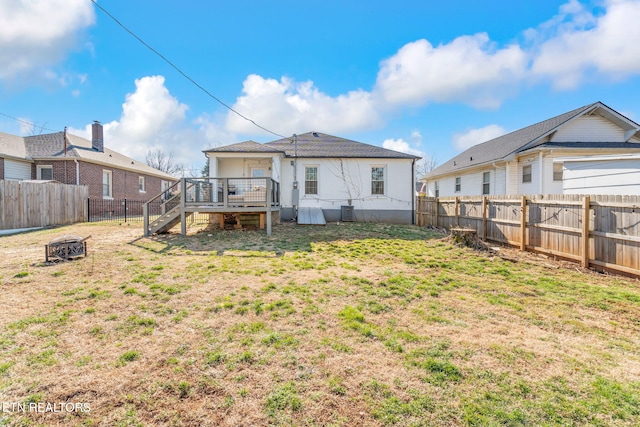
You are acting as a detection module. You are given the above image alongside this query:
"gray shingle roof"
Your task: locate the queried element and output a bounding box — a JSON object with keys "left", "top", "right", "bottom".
{"left": 203, "top": 132, "right": 420, "bottom": 159}
{"left": 266, "top": 132, "right": 420, "bottom": 159}
{"left": 20, "top": 132, "right": 176, "bottom": 180}
{"left": 204, "top": 140, "right": 283, "bottom": 153}
{"left": 428, "top": 102, "right": 601, "bottom": 177}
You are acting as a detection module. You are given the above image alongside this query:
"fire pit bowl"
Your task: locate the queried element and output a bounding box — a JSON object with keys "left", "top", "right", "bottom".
{"left": 45, "top": 235, "right": 91, "bottom": 262}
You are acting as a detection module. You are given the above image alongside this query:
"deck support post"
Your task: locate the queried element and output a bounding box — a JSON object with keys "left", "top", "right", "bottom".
{"left": 180, "top": 178, "right": 187, "bottom": 236}
{"left": 266, "top": 178, "right": 273, "bottom": 236}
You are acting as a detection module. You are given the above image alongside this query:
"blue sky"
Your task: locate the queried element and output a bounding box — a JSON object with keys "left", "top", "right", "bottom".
{"left": 1, "top": 0, "right": 640, "bottom": 175}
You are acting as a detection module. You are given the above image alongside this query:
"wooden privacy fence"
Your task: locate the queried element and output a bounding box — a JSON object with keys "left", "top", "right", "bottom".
{"left": 0, "top": 180, "right": 88, "bottom": 230}
{"left": 416, "top": 194, "right": 640, "bottom": 277}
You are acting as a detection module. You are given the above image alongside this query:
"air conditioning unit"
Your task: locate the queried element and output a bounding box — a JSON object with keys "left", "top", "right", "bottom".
{"left": 341, "top": 205, "right": 354, "bottom": 222}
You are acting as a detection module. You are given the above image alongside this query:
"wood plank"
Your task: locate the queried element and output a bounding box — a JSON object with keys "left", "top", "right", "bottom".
{"left": 0, "top": 180, "right": 88, "bottom": 230}
{"left": 590, "top": 259, "right": 640, "bottom": 277}
{"left": 527, "top": 245, "right": 582, "bottom": 262}
{"left": 414, "top": 193, "right": 640, "bottom": 278}
{"left": 581, "top": 196, "right": 590, "bottom": 269}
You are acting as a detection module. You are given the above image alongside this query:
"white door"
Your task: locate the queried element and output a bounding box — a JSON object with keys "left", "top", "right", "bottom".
{"left": 249, "top": 167, "right": 268, "bottom": 190}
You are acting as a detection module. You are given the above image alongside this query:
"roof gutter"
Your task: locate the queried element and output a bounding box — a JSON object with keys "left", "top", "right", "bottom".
{"left": 30, "top": 156, "right": 176, "bottom": 181}
{"left": 0, "top": 154, "right": 33, "bottom": 163}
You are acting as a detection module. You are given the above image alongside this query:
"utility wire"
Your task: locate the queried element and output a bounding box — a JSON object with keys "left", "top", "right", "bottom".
{"left": 0, "top": 112, "right": 59, "bottom": 134}
{"left": 89, "top": 0, "right": 287, "bottom": 139}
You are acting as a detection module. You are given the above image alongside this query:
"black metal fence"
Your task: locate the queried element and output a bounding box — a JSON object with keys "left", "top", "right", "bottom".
{"left": 87, "top": 198, "right": 210, "bottom": 225}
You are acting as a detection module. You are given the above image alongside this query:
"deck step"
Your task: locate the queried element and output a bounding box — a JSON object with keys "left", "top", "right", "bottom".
{"left": 297, "top": 207, "right": 326, "bottom": 225}
{"left": 147, "top": 207, "right": 191, "bottom": 235}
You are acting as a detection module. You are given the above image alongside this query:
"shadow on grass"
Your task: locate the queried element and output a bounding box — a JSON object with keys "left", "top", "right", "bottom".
{"left": 128, "top": 222, "right": 445, "bottom": 256}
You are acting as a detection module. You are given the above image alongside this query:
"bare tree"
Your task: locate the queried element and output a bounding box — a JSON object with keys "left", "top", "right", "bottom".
{"left": 416, "top": 156, "right": 438, "bottom": 179}
{"left": 146, "top": 149, "right": 183, "bottom": 176}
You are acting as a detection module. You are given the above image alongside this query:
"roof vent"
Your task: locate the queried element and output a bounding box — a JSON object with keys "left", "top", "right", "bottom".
{"left": 470, "top": 157, "right": 473, "bottom": 161}
{"left": 312, "top": 132, "right": 319, "bottom": 137}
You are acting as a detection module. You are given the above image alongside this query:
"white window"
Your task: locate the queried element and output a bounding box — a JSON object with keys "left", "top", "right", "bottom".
{"left": 434, "top": 181, "right": 439, "bottom": 197}
{"left": 37, "top": 165, "right": 53, "bottom": 180}
{"left": 250, "top": 168, "right": 266, "bottom": 177}
{"left": 482, "top": 172, "right": 490, "bottom": 195}
{"left": 553, "top": 163, "right": 563, "bottom": 181}
{"left": 522, "top": 165, "right": 532, "bottom": 183}
{"left": 455, "top": 177, "right": 461, "bottom": 192}
{"left": 139, "top": 176, "right": 145, "bottom": 192}
{"left": 371, "top": 166, "right": 385, "bottom": 195}
{"left": 305, "top": 166, "right": 318, "bottom": 195}
{"left": 102, "top": 170, "right": 113, "bottom": 198}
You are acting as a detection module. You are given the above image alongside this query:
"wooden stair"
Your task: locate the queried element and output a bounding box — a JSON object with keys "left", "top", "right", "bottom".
{"left": 146, "top": 205, "right": 192, "bottom": 235}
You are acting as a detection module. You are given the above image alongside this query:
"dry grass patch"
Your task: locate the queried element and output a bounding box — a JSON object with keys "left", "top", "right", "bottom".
{"left": 0, "top": 222, "right": 639, "bottom": 426}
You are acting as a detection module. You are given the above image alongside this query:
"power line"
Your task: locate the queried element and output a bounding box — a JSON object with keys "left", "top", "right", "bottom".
{"left": 0, "top": 112, "right": 59, "bottom": 134}
{"left": 89, "top": 0, "right": 287, "bottom": 139}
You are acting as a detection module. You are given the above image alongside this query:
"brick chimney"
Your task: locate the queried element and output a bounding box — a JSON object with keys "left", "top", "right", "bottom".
{"left": 91, "top": 121, "right": 104, "bottom": 152}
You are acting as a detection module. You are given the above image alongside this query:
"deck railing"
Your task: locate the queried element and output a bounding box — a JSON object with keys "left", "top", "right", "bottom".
{"left": 181, "top": 177, "right": 280, "bottom": 208}
{"left": 143, "top": 177, "right": 280, "bottom": 235}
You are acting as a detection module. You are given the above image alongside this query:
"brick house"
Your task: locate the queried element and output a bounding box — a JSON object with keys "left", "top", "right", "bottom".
{"left": 0, "top": 122, "right": 177, "bottom": 200}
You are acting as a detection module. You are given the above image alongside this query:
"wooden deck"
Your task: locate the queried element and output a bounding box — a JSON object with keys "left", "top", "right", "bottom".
{"left": 143, "top": 177, "right": 280, "bottom": 236}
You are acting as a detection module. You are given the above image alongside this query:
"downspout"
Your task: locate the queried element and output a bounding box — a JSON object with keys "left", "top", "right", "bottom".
{"left": 292, "top": 134, "right": 298, "bottom": 220}
{"left": 538, "top": 151, "right": 544, "bottom": 195}
{"left": 411, "top": 159, "right": 416, "bottom": 225}
{"left": 64, "top": 127, "right": 68, "bottom": 182}
{"left": 74, "top": 159, "right": 79, "bottom": 185}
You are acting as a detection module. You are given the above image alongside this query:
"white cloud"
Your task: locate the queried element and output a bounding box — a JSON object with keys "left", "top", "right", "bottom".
{"left": 452, "top": 124, "right": 507, "bottom": 151}
{"left": 531, "top": 0, "right": 640, "bottom": 89}
{"left": 375, "top": 35, "right": 527, "bottom": 109}
{"left": 382, "top": 138, "right": 424, "bottom": 157}
{"left": 0, "top": 0, "right": 95, "bottom": 82}
{"left": 226, "top": 74, "right": 381, "bottom": 136}
{"left": 69, "top": 76, "right": 213, "bottom": 171}
{"left": 218, "top": 1, "right": 640, "bottom": 137}
{"left": 410, "top": 130, "right": 423, "bottom": 146}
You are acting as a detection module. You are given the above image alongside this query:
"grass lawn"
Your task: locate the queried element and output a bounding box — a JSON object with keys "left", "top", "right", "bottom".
{"left": 0, "top": 221, "right": 639, "bottom": 426}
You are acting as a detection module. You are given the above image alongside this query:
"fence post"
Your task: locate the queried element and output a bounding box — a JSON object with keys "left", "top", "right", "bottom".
{"left": 482, "top": 196, "right": 488, "bottom": 240}
{"left": 87, "top": 198, "right": 90, "bottom": 222}
{"left": 520, "top": 196, "right": 527, "bottom": 251}
{"left": 435, "top": 198, "right": 439, "bottom": 228}
{"left": 455, "top": 197, "right": 460, "bottom": 227}
{"left": 581, "top": 195, "right": 590, "bottom": 269}
{"left": 124, "top": 198, "right": 127, "bottom": 223}
{"left": 143, "top": 203, "right": 149, "bottom": 237}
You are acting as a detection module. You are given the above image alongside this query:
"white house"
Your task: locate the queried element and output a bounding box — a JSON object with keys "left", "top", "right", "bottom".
{"left": 423, "top": 102, "right": 640, "bottom": 197}
{"left": 204, "top": 132, "right": 420, "bottom": 224}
